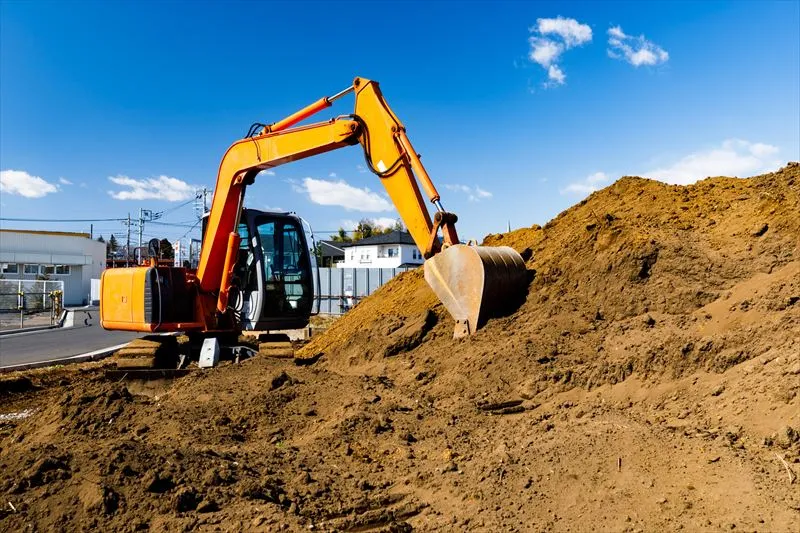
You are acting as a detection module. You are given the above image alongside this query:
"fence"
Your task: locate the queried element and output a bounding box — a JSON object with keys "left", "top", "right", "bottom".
{"left": 0, "top": 279, "right": 65, "bottom": 315}
{"left": 313, "top": 266, "right": 416, "bottom": 315}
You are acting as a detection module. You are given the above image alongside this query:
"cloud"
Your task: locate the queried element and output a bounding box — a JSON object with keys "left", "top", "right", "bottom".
{"left": 0, "top": 169, "right": 59, "bottom": 198}
{"left": 444, "top": 183, "right": 493, "bottom": 202}
{"left": 529, "top": 37, "right": 563, "bottom": 67}
{"left": 259, "top": 169, "right": 276, "bottom": 176}
{"left": 528, "top": 17, "right": 592, "bottom": 87}
{"left": 561, "top": 171, "right": 610, "bottom": 195}
{"left": 294, "top": 177, "right": 393, "bottom": 212}
{"left": 108, "top": 175, "right": 195, "bottom": 201}
{"left": 341, "top": 217, "right": 399, "bottom": 231}
{"left": 535, "top": 16, "right": 593, "bottom": 46}
{"left": 58, "top": 177, "right": 73, "bottom": 185}
{"left": 607, "top": 25, "right": 669, "bottom": 67}
{"left": 560, "top": 140, "right": 782, "bottom": 196}
{"left": 547, "top": 65, "right": 566, "bottom": 85}
{"left": 356, "top": 164, "right": 368, "bottom": 174}
{"left": 643, "top": 139, "right": 781, "bottom": 184}
{"left": 329, "top": 172, "right": 338, "bottom": 178}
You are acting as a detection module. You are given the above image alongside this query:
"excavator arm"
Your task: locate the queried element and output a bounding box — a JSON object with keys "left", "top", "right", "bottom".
{"left": 101, "top": 77, "right": 526, "bottom": 339}
{"left": 198, "top": 78, "right": 459, "bottom": 294}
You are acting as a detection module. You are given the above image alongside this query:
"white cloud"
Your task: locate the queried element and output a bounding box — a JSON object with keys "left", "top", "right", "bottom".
{"left": 329, "top": 172, "right": 338, "bottom": 178}
{"left": 356, "top": 164, "right": 368, "bottom": 174}
{"left": 642, "top": 139, "right": 781, "bottom": 184}
{"left": 341, "top": 217, "right": 399, "bottom": 231}
{"left": 58, "top": 177, "right": 73, "bottom": 185}
{"left": 547, "top": 65, "right": 566, "bottom": 85}
{"left": 108, "top": 175, "right": 195, "bottom": 201}
{"left": 535, "top": 16, "right": 593, "bottom": 47}
{"left": 294, "top": 177, "right": 393, "bottom": 212}
{"left": 561, "top": 171, "right": 610, "bottom": 195}
{"left": 528, "top": 17, "right": 592, "bottom": 87}
{"left": 560, "top": 140, "right": 782, "bottom": 196}
{"left": 607, "top": 25, "right": 669, "bottom": 67}
{"left": 259, "top": 169, "right": 276, "bottom": 176}
{"left": 529, "top": 37, "right": 563, "bottom": 67}
{"left": 0, "top": 170, "right": 59, "bottom": 198}
{"left": 444, "top": 183, "right": 494, "bottom": 202}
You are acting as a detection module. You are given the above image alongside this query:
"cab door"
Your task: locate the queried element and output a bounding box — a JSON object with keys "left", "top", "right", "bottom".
{"left": 246, "top": 211, "right": 314, "bottom": 330}
{"left": 234, "top": 218, "right": 262, "bottom": 330}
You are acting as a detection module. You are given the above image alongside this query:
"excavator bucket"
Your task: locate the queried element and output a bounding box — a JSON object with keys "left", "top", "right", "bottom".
{"left": 424, "top": 244, "right": 528, "bottom": 338}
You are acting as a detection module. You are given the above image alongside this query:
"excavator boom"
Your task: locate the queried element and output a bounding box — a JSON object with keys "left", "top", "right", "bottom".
{"left": 101, "top": 77, "right": 528, "bottom": 339}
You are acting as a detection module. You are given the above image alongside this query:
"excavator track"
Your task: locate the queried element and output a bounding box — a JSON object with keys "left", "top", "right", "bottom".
{"left": 113, "top": 336, "right": 180, "bottom": 369}
{"left": 112, "top": 333, "right": 298, "bottom": 370}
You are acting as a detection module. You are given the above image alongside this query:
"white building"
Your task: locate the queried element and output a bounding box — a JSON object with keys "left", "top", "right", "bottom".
{"left": 337, "top": 230, "right": 424, "bottom": 269}
{"left": 0, "top": 229, "right": 106, "bottom": 306}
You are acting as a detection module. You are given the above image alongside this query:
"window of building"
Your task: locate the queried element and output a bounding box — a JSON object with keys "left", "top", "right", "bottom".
{"left": 1, "top": 263, "right": 18, "bottom": 274}
{"left": 43, "top": 265, "right": 55, "bottom": 275}
{"left": 23, "top": 264, "right": 40, "bottom": 275}
{"left": 387, "top": 247, "right": 396, "bottom": 258}
{"left": 55, "top": 265, "right": 71, "bottom": 275}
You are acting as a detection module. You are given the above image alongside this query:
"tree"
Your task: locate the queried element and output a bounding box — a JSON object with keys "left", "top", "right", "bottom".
{"left": 391, "top": 218, "right": 405, "bottom": 232}
{"left": 159, "top": 239, "right": 174, "bottom": 260}
{"left": 108, "top": 234, "right": 119, "bottom": 254}
{"left": 330, "top": 228, "right": 352, "bottom": 243}
{"left": 353, "top": 218, "right": 375, "bottom": 241}
{"left": 96, "top": 235, "right": 105, "bottom": 243}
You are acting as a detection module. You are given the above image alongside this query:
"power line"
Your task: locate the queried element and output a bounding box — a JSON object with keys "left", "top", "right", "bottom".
{"left": 148, "top": 220, "right": 197, "bottom": 228}
{"left": 0, "top": 217, "right": 127, "bottom": 222}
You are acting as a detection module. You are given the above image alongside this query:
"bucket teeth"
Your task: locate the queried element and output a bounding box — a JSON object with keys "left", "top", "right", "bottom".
{"left": 424, "top": 245, "right": 528, "bottom": 338}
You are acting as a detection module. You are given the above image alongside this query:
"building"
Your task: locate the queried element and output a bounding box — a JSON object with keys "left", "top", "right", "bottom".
{"left": 318, "top": 240, "right": 345, "bottom": 267}
{"left": 0, "top": 229, "right": 106, "bottom": 306}
{"left": 337, "top": 230, "right": 423, "bottom": 269}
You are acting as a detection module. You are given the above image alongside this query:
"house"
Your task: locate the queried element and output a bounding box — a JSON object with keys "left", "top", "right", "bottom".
{"left": 0, "top": 229, "right": 106, "bottom": 306}
{"left": 318, "top": 240, "right": 345, "bottom": 267}
{"left": 337, "top": 230, "right": 423, "bottom": 269}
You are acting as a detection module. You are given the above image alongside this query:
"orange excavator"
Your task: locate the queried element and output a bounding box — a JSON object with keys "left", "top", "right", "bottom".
{"left": 100, "top": 77, "right": 527, "bottom": 359}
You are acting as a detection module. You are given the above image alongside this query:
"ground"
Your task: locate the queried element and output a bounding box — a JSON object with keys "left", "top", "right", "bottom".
{"left": 0, "top": 164, "right": 798, "bottom": 532}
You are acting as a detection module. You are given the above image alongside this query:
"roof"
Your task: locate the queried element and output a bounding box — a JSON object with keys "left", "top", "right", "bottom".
{"left": 0, "top": 229, "right": 91, "bottom": 238}
{"left": 319, "top": 240, "right": 345, "bottom": 257}
{"left": 341, "top": 230, "right": 417, "bottom": 248}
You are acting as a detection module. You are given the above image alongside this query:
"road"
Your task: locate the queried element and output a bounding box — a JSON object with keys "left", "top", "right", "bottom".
{"left": 0, "top": 315, "right": 140, "bottom": 368}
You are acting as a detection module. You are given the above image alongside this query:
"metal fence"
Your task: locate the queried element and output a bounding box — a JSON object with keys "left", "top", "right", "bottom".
{"left": 313, "top": 266, "right": 416, "bottom": 315}
{"left": 0, "top": 279, "right": 65, "bottom": 313}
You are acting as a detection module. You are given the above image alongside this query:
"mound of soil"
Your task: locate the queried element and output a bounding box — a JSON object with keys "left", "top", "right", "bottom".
{"left": 1, "top": 164, "right": 798, "bottom": 532}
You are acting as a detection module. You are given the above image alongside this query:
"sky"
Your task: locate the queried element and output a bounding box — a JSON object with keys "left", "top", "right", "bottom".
{"left": 1, "top": 1, "right": 798, "bottom": 249}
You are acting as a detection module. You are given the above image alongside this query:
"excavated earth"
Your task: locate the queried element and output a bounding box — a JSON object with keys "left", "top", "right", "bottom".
{"left": 1, "top": 164, "right": 799, "bottom": 532}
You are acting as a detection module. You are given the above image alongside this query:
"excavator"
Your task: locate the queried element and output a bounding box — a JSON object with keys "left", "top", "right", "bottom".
{"left": 100, "top": 77, "right": 527, "bottom": 365}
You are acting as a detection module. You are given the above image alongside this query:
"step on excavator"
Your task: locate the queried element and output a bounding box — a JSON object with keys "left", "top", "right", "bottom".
{"left": 100, "top": 77, "right": 528, "bottom": 368}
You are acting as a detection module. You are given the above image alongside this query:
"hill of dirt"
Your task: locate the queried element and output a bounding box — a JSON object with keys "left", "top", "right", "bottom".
{"left": 1, "top": 164, "right": 798, "bottom": 532}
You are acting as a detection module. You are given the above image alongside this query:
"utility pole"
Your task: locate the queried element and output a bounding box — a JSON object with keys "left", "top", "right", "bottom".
{"left": 90, "top": 224, "right": 93, "bottom": 239}
{"left": 138, "top": 208, "right": 144, "bottom": 252}
{"left": 126, "top": 213, "right": 131, "bottom": 267}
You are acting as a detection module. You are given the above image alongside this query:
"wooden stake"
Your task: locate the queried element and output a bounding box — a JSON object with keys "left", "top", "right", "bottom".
{"left": 775, "top": 453, "right": 796, "bottom": 484}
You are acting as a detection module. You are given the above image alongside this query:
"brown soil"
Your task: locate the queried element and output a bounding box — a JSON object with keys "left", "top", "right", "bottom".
{"left": 1, "top": 164, "right": 799, "bottom": 532}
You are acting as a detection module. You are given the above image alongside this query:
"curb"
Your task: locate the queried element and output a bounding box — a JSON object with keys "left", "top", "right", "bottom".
{"left": 0, "top": 343, "right": 130, "bottom": 373}
{"left": 0, "top": 324, "right": 59, "bottom": 337}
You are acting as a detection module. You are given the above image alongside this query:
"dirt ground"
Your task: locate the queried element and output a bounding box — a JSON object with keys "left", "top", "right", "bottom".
{"left": 1, "top": 164, "right": 798, "bottom": 532}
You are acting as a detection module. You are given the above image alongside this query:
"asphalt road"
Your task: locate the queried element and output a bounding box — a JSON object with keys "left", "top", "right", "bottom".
{"left": 0, "top": 314, "right": 140, "bottom": 368}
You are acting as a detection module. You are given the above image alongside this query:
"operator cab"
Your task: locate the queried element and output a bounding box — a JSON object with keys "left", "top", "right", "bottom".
{"left": 202, "top": 208, "right": 314, "bottom": 331}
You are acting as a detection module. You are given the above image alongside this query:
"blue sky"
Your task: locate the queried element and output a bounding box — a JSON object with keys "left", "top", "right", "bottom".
{"left": 1, "top": 1, "right": 798, "bottom": 247}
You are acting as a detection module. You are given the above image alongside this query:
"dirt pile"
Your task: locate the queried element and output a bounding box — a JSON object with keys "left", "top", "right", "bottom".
{"left": 1, "top": 164, "right": 798, "bottom": 532}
